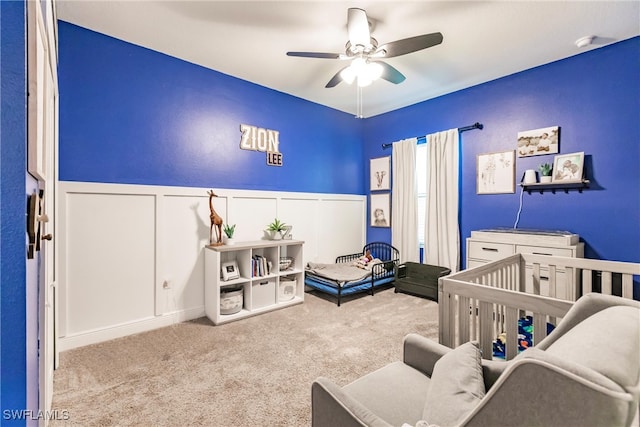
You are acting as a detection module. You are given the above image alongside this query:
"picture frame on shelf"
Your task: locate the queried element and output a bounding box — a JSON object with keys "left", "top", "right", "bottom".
{"left": 221, "top": 260, "right": 240, "bottom": 281}
{"left": 370, "top": 193, "right": 390, "bottom": 227}
{"left": 477, "top": 150, "right": 515, "bottom": 194}
{"left": 517, "top": 126, "right": 560, "bottom": 157}
{"left": 552, "top": 151, "right": 585, "bottom": 183}
{"left": 370, "top": 156, "right": 391, "bottom": 191}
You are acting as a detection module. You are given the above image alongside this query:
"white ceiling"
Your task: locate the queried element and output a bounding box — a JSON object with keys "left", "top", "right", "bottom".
{"left": 56, "top": 1, "right": 640, "bottom": 118}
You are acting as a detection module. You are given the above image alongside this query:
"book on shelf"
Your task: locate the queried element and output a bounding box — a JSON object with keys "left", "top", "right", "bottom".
{"left": 251, "top": 255, "right": 271, "bottom": 277}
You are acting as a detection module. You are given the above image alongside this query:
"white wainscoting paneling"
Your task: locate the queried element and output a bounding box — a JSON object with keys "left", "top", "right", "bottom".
{"left": 63, "top": 192, "right": 156, "bottom": 335}
{"left": 160, "top": 195, "right": 214, "bottom": 315}
{"left": 58, "top": 182, "right": 365, "bottom": 350}
{"left": 279, "top": 198, "right": 320, "bottom": 262}
{"left": 232, "top": 197, "right": 277, "bottom": 242}
{"left": 318, "top": 198, "right": 367, "bottom": 262}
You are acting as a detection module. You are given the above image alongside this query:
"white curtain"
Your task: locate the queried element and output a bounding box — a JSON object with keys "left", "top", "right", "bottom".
{"left": 391, "top": 138, "right": 419, "bottom": 263}
{"left": 424, "top": 129, "right": 460, "bottom": 271}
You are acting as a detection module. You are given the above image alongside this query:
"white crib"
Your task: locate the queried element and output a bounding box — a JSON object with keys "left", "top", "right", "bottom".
{"left": 439, "top": 253, "right": 639, "bottom": 360}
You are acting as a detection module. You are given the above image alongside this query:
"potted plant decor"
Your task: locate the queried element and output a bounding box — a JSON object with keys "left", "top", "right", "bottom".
{"left": 265, "top": 218, "right": 287, "bottom": 240}
{"left": 223, "top": 223, "right": 236, "bottom": 245}
{"left": 538, "top": 162, "right": 553, "bottom": 183}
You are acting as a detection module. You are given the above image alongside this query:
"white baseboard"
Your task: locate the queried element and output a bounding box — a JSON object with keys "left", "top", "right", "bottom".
{"left": 58, "top": 306, "right": 205, "bottom": 352}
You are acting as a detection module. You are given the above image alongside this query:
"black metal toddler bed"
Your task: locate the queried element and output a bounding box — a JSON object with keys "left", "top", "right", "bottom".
{"left": 304, "top": 242, "right": 400, "bottom": 306}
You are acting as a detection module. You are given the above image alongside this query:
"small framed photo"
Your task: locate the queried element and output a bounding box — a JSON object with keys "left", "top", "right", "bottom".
{"left": 477, "top": 150, "right": 515, "bottom": 194}
{"left": 370, "top": 193, "right": 390, "bottom": 227}
{"left": 370, "top": 156, "right": 391, "bottom": 191}
{"left": 517, "top": 126, "right": 560, "bottom": 157}
{"left": 221, "top": 260, "right": 240, "bottom": 281}
{"left": 552, "top": 152, "right": 585, "bottom": 182}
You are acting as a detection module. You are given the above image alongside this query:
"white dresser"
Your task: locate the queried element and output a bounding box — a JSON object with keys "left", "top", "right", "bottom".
{"left": 466, "top": 229, "right": 584, "bottom": 300}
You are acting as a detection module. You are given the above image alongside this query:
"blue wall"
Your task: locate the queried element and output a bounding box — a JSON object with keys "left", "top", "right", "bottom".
{"left": 58, "top": 23, "right": 638, "bottom": 264}
{"left": 0, "top": 0, "right": 30, "bottom": 422}
{"left": 58, "top": 22, "right": 365, "bottom": 195}
{"left": 364, "top": 37, "right": 640, "bottom": 265}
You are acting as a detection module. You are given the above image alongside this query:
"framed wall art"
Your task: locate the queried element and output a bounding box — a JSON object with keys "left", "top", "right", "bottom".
{"left": 370, "top": 193, "right": 390, "bottom": 227}
{"left": 552, "top": 152, "right": 584, "bottom": 182}
{"left": 477, "top": 150, "right": 515, "bottom": 194}
{"left": 370, "top": 156, "right": 391, "bottom": 191}
{"left": 517, "top": 126, "right": 560, "bottom": 157}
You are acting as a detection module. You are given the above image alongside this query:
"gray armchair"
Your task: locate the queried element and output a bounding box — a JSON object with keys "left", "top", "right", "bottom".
{"left": 312, "top": 293, "right": 640, "bottom": 426}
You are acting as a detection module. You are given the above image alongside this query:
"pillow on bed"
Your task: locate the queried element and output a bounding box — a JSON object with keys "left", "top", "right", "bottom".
{"left": 422, "top": 341, "right": 485, "bottom": 426}
{"left": 367, "top": 256, "right": 393, "bottom": 272}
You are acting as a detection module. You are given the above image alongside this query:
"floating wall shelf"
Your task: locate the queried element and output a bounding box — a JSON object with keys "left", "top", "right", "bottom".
{"left": 520, "top": 180, "right": 590, "bottom": 194}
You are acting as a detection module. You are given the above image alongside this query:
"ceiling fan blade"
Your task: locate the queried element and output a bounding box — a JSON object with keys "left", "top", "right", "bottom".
{"left": 287, "top": 51, "right": 341, "bottom": 59}
{"left": 347, "top": 8, "right": 370, "bottom": 48}
{"left": 325, "top": 67, "right": 348, "bottom": 88}
{"left": 377, "top": 32, "right": 443, "bottom": 58}
{"left": 374, "top": 61, "right": 406, "bottom": 84}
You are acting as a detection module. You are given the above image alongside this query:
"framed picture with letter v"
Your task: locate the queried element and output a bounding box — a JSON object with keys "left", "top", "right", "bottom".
{"left": 370, "top": 156, "right": 391, "bottom": 191}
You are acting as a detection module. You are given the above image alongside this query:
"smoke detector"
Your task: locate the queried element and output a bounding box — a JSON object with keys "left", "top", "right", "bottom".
{"left": 575, "top": 36, "right": 595, "bottom": 48}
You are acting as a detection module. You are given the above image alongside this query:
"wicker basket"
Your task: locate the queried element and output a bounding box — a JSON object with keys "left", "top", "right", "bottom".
{"left": 279, "top": 257, "right": 294, "bottom": 271}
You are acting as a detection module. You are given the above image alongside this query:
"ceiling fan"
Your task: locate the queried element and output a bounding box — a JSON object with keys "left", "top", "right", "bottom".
{"left": 287, "top": 8, "right": 443, "bottom": 88}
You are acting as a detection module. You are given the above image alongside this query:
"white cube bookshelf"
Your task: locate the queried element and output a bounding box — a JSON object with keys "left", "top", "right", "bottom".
{"left": 204, "top": 240, "right": 304, "bottom": 325}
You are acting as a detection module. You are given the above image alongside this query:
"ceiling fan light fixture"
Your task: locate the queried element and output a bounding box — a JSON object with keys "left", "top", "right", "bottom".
{"left": 340, "top": 65, "right": 356, "bottom": 84}
{"left": 342, "top": 58, "right": 383, "bottom": 87}
{"left": 287, "top": 7, "right": 442, "bottom": 93}
{"left": 357, "top": 75, "right": 373, "bottom": 87}
{"left": 366, "top": 62, "right": 383, "bottom": 80}
{"left": 351, "top": 57, "right": 367, "bottom": 72}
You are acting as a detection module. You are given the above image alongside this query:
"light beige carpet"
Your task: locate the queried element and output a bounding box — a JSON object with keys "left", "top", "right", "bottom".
{"left": 51, "top": 288, "right": 440, "bottom": 426}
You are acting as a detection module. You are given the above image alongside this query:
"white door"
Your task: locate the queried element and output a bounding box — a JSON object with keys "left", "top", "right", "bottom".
{"left": 27, "top": 0, "right": 59, "bottom": 419}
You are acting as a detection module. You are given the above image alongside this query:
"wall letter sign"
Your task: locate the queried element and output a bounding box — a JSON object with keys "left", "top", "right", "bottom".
{"left": 239, "top": 124, "right": 283, "bottom": 166}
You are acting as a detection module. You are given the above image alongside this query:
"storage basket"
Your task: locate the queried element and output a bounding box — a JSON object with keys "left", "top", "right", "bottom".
{"left": 220, "top": 287, "right": 243, "bottom": 315}
{"left": 252, "top": 279, "right": 276, "bottom": 309}
{"left": 278, "top": 277, "right": 297, "bottom": 302}
{"left": 279, "top": 257, "right": 294, "bottom": 271}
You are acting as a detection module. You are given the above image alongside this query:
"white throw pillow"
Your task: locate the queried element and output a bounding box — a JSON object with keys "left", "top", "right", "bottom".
{"left": 422, "top": 341, "right": 485, "bottom": 426}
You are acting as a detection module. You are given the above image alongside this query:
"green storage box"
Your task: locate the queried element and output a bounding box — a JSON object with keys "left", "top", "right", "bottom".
{"left": 394, "top": 262, "right": 451, "bottom": 302}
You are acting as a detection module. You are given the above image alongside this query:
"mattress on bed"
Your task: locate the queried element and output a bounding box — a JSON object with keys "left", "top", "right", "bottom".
{"left": 305, "top": 260, "right": 378, "bottom": 283}
{"left": 305, "top": 255, "right": 395, "bottom": 281}
{"left": 304, "top": 273, "right": 395, "bottom": 296}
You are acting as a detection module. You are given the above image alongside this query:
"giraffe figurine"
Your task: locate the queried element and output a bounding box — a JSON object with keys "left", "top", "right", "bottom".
{"left": 207, "top": 190, "right": 224, "bottom": 246}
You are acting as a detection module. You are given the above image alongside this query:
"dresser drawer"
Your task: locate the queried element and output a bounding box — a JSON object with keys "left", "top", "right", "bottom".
{"left": 467, "top": 259, "right": 486, "bottom": 269}
{"left": 515, "top": 245, "right": 573, "bottom": 257}
{"left": 523, "top": 267, "right": 577, "bottom": 300}
{"left": 468, "top": 241, "right": 513, "bottom": 261}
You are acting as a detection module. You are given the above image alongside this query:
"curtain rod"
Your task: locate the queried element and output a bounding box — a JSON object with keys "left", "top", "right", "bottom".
{"left": 381, "top": 122, "right": 483, "bottom": 149}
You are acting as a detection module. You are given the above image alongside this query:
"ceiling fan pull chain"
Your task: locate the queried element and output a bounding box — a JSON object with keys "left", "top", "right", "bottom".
{"left": 356, "top": 86, "right": 363, "bottom": 119}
